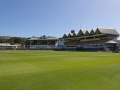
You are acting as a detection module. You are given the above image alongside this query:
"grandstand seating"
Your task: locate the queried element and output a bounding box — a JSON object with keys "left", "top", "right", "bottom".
{"left": 31, "top": 41, "right": 37, "bottom": 45}
{"left": 48, "top": 41, "right": 56, "bottom": 45}
{"left": 68, "top": 40, "right": 78, "bottom": 46}
{"left": 39, "top": 41, "right": 47, "bottom": 45}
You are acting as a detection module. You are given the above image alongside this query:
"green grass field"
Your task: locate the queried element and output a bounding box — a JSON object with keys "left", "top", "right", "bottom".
{"left": 0, "top": 50, "right": 120, "bottom": 90}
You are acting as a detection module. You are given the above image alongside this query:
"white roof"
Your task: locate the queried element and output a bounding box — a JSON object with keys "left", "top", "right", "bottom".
{"left": 98, "top": 28, "right": 119, "bottom": 35}
{"left": 106, "top": 40, "right": 117, "bottom": 44}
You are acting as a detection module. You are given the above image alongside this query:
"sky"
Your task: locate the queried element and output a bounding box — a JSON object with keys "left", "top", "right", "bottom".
{"left": 0, "top": 0, "right": 120, "bottom": 38}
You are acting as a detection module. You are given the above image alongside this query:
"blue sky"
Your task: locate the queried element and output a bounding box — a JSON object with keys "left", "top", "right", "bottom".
{"left": 0, "top": 0, "right": 120, "bottom": 38}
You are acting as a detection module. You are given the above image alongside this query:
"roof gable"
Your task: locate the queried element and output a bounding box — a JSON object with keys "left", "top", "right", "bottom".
{"left": 95, "top": 28, "right": 102, "bottom": 34}
{"left": 63, "top": 34, "right": 68, "bottom": 38}
{"left": 68, "top": 33, "right": 72, "bottom": 38}
{"left": 85, "top": 30, "right": 90, "bottom": 35}
{"left": 77, "top": 29, "right": 87, "bottom": 36}
{"left": 77, "top": 29, "right": 84, "bottom": 36}
{"left": 90, "top": 29, "right": 95, "bottom": 34}
{"left": 73, "top": 33, "right": 77, "bottom": 37}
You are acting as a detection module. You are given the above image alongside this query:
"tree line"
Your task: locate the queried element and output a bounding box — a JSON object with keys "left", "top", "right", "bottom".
{"left": 0, "top": 37, "right": 30, "bottom": 46}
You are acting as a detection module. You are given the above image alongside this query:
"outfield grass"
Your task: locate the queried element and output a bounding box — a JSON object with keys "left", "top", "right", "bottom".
{"left": 0, "top": 50, "right": 120, "bottom": 90}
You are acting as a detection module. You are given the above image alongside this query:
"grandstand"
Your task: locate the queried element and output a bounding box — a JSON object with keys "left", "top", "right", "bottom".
{"left": 56, "top": 28, "right": 119, "bottom": 51}
{"left": 29, "top": 35, "right": 58, "bottom": 49}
